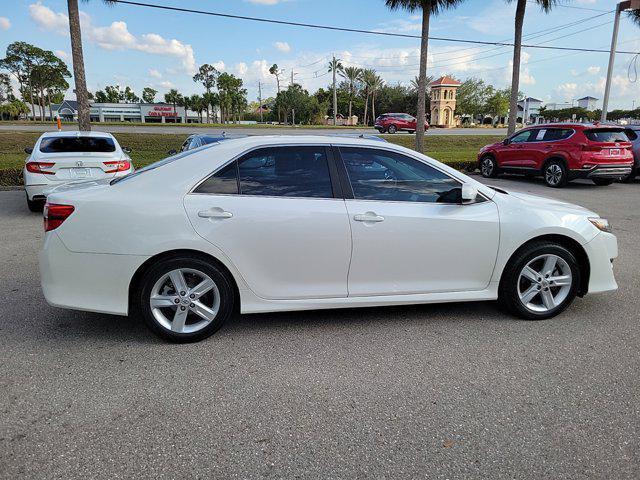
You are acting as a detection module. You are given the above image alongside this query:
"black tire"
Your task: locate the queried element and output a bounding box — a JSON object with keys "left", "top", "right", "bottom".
{"left": 498, "top": 241, "right": 580, "bottom": 321}
{"left": 408, "top": 130, "right": 415, "bottom": 134}
{"left": 26, "top": 193, "right": 44, "bottom": 212}
{"left": 592, "top": 178, "right": 614, "bottom": 186}
{"left": 136, "top": 255, "right": 235, "bottom": 343}
{"left": 387, "top": 124, "right": 398, "bottom": 134}
{"left": 543, "top": 159, "right": 568, "bottom": 188}
{"left": 480, "top": 155, "right": 499, "bottom": 178}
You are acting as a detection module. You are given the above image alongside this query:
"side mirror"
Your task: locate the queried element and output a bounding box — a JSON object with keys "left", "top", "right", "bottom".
{"left": 167, "top": 149, "right": 177, "bottom": 155}
{"left": 502, "top": 138, "right": 510, "bottom": 146}
{"left": 461, "top": 184, "right": 478, "bottom": 204}
{"left": 122, "top": 146, "right": 132, "bottom": 154}
{"left": 24, "top": 147, "right": 33, "bottom": 154}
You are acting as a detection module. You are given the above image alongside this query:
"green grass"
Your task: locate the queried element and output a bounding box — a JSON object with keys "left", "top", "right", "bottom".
{"left": 0, "top": 131, "right": 501, "bottom": 186}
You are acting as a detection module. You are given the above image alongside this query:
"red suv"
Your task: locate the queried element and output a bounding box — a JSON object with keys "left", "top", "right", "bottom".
{"left": 374, "top": 113, "right": 429, "bottom": 134}
{"left": 478, "top": 123, "right": 634, "bottom": 187}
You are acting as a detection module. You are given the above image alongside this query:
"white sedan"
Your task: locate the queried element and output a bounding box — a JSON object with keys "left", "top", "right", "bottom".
{"left": 40, "top": 135, "right": 619, "bottom": 342}
{"left": 23, "top": 130, "right": 133, "bottom": 211}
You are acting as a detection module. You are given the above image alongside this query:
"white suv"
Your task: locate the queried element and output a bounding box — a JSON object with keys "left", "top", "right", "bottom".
{"left": 23, "top": 131, "right": 133, "bottom": 211}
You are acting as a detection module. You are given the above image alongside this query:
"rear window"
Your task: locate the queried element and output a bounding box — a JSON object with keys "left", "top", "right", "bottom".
{"left": 39, "top": 136, "right": 116, "bottom": 153}
{"left": 584, "top": 129, "right": 629, "bottom": 143}
{"left": 624, "top": 129, "right": 638, "bottom": 141}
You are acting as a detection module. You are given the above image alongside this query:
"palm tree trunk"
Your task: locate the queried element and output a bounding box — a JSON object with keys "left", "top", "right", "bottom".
{"left": 364, "top": 91, "right": 370, "bottom": 126}
{"left": 372, "top": 91, "right": 376, "bottom": 124}
{"left": 415, "top": 8, "right": 430, "bottom": 152}
{"left": 67, "top": 0, "right": 91, "bottom": 131}
{"left": 508, "top": 0, "right": 526, "bottom": 136}
{"left": 47, "top": 91, "right": 53, "bottom": 121}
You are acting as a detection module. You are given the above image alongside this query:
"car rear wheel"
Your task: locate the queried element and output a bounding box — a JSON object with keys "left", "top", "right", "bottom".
{"left": 543, "top": 160, "right": 568, "bottom": 188}
{"left": 592, "top": 178, "right": 614, "bottom": 186}
{"left": 408, "top": 130, "right": 415, "bottom": 134}
{"left": 137, "top": 256, "right": 235, "bottom": 342}
{"left": 387, "top": 124, "right": 398, "bottom": 134}
{"left": 498, "top": 241, "right": 580, "bottom": 320}
{"left": 480, "top": 155, "right": 498, "bottom": 178}
{"left": 26, "top": 193, "right": 44, "bottom": 213}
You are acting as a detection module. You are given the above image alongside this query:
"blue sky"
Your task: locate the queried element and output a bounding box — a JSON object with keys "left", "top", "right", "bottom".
{"left": 1, "top": 0, "right": 638, "bottom": 109}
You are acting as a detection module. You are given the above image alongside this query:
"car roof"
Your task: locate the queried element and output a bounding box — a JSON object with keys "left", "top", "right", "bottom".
{"left": 195, "top": 135, "right": 389, "bottom": 148}
{"left": 39, "top": 130, "right": 115, "bottom": 138}
{"left": 525, "top": 123, "right": 625, "bottom": 130}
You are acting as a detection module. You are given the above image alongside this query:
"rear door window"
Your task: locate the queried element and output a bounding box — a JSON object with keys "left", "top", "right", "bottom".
{"left": 39, "top": 136, "right": 116, "bottom": 153}
{"left": 542, "top": 128, "right": 574, "bottom": 141}
{"left": 624, "top": 129, "right": 638, "bottom": 141}
{"left": 584, "top": 129, "right": 629, "bottom": 142}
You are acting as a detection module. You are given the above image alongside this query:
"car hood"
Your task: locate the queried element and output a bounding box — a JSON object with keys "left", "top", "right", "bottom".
{"left": 502, "top": 189, "right": 598, "bottom": 217}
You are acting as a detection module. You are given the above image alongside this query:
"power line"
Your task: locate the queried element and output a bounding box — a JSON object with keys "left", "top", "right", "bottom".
{"left": 108, "top": 0, "right": 638, "bottom": 55}
{"left": 527, "top": 0, "right": 608, "bottom": 13}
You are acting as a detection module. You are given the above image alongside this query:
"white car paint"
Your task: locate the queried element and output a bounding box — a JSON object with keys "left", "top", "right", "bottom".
{"left": 23, "top": 130, "right": 133, "bottom": 201}
{"left": 40, "top": 135, "right": 618, "bottom": 318}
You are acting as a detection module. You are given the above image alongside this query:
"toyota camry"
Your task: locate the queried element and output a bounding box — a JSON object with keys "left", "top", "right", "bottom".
{"left": 40, "top": 135, "right": 619, "bottom": 342}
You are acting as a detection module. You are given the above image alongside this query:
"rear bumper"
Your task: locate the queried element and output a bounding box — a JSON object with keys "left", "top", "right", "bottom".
{"left": 40, "top": 232, "right": 148, "bottom": 315}
{"left": 570, "top": 163, "right": 633, "bottom": 180}
{"left": 24, "top": 168, "right": 132, "bottom": 200}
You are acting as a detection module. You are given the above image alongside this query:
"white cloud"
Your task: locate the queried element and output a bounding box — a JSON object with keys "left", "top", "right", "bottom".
{"left": 148, "top": 69, "right": 162, "bottom": 78}
{"left": 54, "top": 49, "right": 68, "bottom": 60}
{"left": 0, "top": 17, "right": 11, "bottom": 30}
{"left": 235, "top": 62, "right": 248, "bottom": 76}
{"left": 160, "top": 80, "right": 174, "bottom": 89}
{"left": 274, "top": 41, "right": 291, "bottom": 53}
{"left": 212, "top": 60, "right": 226, "bottom": 71}
{"left": 28, "top": 2, "right": 197, "bottom": 74}
{"left": 587, "top": 66, "right": 600, "bottom": 75}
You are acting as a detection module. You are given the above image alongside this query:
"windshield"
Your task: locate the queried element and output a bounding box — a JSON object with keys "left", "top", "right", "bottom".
{"left": 110, "top": 142, "right": 220, "bottom": 185}
{"left": 40, "top": 136, "right": 116, "bottom": 153}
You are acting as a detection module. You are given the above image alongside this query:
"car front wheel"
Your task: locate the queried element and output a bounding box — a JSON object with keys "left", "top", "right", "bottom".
{"left": 137, "top": 256, "right": 235, "bottom": 342}
{"left": 499, "top": 241, "right": 580, "bottom": 320}
{"left": 387, "top": 124, "right": 397, "bottom": 134}
{"left": 480, "top": 155, "right": 498, "bottom": 178}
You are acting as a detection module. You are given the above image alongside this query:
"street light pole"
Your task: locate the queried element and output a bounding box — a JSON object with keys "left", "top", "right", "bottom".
{"left": 601, "top": 0, "right": 638, "bottom": 121}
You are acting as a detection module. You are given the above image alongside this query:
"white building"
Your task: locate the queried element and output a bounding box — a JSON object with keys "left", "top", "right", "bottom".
{"left": 544, "top": 102, "right": 573, "bottom": 111}
{"left": 517, "top": 97, "right": 543, "bottom": 123}
{"left": 576, "top": 96, "right": 598, "bottom": 111}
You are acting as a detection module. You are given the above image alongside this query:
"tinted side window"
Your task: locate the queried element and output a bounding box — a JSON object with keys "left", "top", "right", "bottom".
{"left": 543, "top": 128, "right": 573, "bottom": 141}
{"left": 238, "top": 147, "right": 333, "bottom": 198}
{"left": 194, "top": 162, "right": 238, "bottom": 194}
{"left": 510, "top": 130, "right": 533, "bottom": 144}
{"left": 340, "top": 147, "right": 461, "bottom": 203}
{"left": 624, "top": 129, "right": 638, "bottom": 141}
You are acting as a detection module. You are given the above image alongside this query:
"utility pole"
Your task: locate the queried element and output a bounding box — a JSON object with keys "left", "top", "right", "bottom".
{"left": 332, "top": 55, "right": 337, "bottom": 126}
{"left": 602, "top": 0, "right": 639, "bottom": 122}
{"left": 258, "top": 81, "right": 263, "bottom": 123}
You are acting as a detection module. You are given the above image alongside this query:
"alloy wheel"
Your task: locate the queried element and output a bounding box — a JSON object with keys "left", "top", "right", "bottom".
{"left": 481, "top": 158, "right": 494, "bottom": 177}
{"left": 149, "top": 268, "right": 220, "bottom": 334}
{"left": 545, "top": 164, "right": 563, "bottom": 186}
{"left": 517, "top": 254, "right": 573, "bottom": 313}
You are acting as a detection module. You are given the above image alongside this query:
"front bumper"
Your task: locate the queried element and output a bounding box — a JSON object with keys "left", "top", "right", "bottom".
{"left": 583, "top": 231, "right": 618, "bottom": 294}
{"left": 570, "top": 163, "right": 633, "bottom": 180}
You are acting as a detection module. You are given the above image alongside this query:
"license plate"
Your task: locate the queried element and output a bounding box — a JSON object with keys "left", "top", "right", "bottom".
{"left": 610, "top": 148, "right": 620, "bottom": 156}
{"left": 71, "top": 168, "right": 91, "bottom": 178}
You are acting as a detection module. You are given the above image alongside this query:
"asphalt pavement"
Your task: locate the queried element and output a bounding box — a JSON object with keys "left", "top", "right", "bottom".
{"left": 0, "top": 123, "right": 508, "bottom": 136}
{"left": 1, "top": 176, "right": 639, "bottom": 479}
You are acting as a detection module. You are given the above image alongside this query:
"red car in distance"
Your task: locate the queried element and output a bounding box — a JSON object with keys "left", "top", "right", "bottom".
{"left": 478, "top": 123, "right": 634, "bottom": 188}
{"left": 374, "top": 113, "right": 429, "bottom": 134}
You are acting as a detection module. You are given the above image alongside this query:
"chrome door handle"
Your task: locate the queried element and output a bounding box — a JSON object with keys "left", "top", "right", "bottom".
{"left": 354, "top": 213, "right": 385, "bottom": 223}
{"left": 198, "top": 209, "right": 233, "bottom": 219}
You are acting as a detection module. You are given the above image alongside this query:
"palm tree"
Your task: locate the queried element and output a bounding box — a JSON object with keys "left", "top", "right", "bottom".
{"left": 506, "top": 0, "right": 559, "bottom": 135}
{"left": 361, "top": 69, "right": 377, "bottom": 126}
{"left": 178, "top": 95, "right": 191, "bottom": 124}
{"left": 386, "top": 0, "right": 465, "bottom": 151}
{"left": 164, "top": 89, "right": 181, "bottom": 123}
{"left": 189, "top": 94, "right": 204, "bottom": 122}
{"left": 67, "top": 0, "right": 115, "bottom": 131}
{"left": 340, "top": 66, "right": 363, "bottom": 124}
{"left": 370, "top": 74, "right": 385, "bottom": 124}
{"left": 328, "top": 58, "right": 343, "bottom": 125}
{"left": 629, "top": 8, "right": 640, "bottom": 27}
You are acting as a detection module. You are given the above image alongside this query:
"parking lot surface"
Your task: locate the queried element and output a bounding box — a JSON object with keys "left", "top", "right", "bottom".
{"left": 1, "top": 176, "right": 639, "bottom": 479}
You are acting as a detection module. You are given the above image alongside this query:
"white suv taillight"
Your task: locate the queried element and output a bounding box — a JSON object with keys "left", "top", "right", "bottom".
{"left": 44, "top": 203, "right": 75, "bottom": 232}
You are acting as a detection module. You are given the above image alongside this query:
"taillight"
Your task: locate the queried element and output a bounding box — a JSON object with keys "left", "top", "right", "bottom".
{"left": 26, "top": 162, "right": 55, "bottom": 174}
{"left": 44, "top": 203, "right": 75, "bottom": 232}
{"left": 104, "top": 160, "right": 131, "bottom": 173}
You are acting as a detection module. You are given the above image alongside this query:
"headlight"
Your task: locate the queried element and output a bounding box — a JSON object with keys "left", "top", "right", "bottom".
{"left": 588, "top": 217, "right": 612, "bottom": 233}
